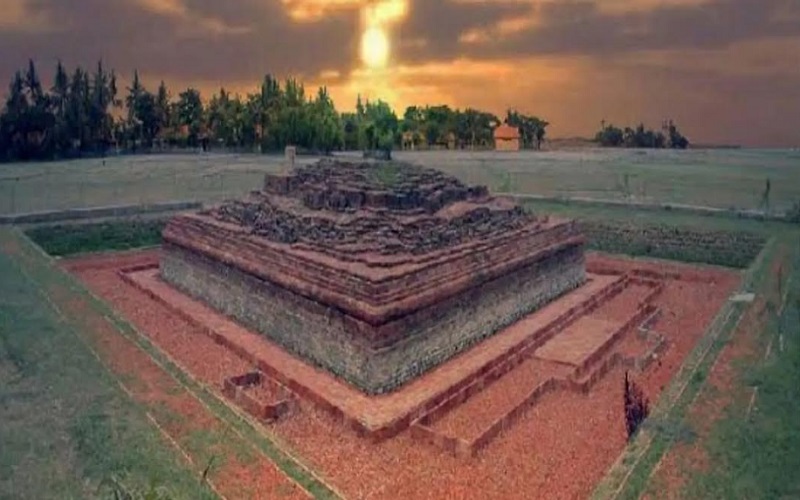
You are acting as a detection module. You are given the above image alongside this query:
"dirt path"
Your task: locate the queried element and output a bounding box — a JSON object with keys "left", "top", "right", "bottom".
{"left": 1, "top": 232, "right": 315, "bottom": 500}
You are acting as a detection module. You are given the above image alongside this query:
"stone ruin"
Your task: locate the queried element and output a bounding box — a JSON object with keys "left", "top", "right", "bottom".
{"left": 161, "top": 159, "right": 586, "bottom": 394}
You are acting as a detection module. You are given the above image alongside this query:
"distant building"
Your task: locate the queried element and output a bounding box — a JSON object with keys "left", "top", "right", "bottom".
{"left": 494, "top": 124, "right": 521, "bottom": 151}
{"left": 446, "top": 132, "right": 457, "bottom": 150}
{"left": 402, "top": 131, "right": 420, "bottom": 150}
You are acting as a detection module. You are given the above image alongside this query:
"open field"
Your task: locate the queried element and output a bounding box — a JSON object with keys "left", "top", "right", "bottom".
{"left": 2, "top": 149, "right": 800, "bottom": 215}
{"left": 2, "top": 151, "right": 800, "bottom": 499}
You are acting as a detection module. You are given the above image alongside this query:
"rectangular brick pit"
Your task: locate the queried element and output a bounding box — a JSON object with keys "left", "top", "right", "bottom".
{"left": 222, "top": 371, "right": 295, "bottom": 421}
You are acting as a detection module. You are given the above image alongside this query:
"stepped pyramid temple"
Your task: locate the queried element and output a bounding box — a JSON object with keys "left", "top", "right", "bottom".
{"left": 161, "top": 159, "right": 586, "bottom": 394}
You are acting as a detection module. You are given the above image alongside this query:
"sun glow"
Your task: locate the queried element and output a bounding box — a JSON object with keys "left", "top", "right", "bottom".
{"left": 361, "top": 26, "right": 390, "bottom": 68}
{"left": 359, "top": 0, "right": 407, "bottom": 69}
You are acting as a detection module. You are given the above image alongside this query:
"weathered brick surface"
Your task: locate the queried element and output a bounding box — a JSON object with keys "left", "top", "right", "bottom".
{"left": 161, "top": 243, "right": 586, "bottom": 394}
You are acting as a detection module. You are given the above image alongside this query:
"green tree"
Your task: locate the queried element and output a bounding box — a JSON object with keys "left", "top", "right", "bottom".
{"left": 256, "top": 74, "right": 284, "bottom": 151}
{"left": 595, "top": 123, "right": 625, "bottom": 146}
{"left": 176, "top": 88, "right": 204, "bottom": 147}
{"left": 597, "top": 120, "right": 689, "bottom": 149}
{"left": 88, "top": 61, "right": 116, "bottom": 153}
{"left": 0, "top": 61, "right": 55, "bottom": 160}
{"left": 506, "top": 109, "right": 548, "bottom": 149}
{"left": 341, "top": 110, "right": 362, "bottom": 151}
{"left": 0, "top": 72, "right": 29, "bottom": 159}
{"left": 310, "top": 87, "right": 342, "bottom": 153}
{"left": 65, "top": 67, "right": 90, "bottom": 153}
{"left": 50, "top": 61, "right": 70, "bottom": 154}
{"left": 124, "top": 70, "right": 146, "bottom": 150}
{"left": 362, "top": 99, "right": 398, "bottom": 153}
{"left": 666, "top": 120, "right": 689, "bottom": 149}
{"left": 154, "top": 81, "right": 171, "bottom": 144}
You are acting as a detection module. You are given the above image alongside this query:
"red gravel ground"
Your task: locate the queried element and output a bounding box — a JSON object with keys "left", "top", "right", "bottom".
{"left": 63, "top": 250, "right": 740, "bottom": 500}
{"left": 590, "top": 284, "right": 652, "bottom": 323}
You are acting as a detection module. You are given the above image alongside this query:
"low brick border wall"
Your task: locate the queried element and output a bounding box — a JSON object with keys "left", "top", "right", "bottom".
{"left": 0, "top": 201, "right": 201, "bottom": 225}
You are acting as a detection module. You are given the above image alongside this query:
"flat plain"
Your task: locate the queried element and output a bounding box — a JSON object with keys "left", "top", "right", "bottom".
{"left": 1, "top": 148, "right": 799, "bottom": 215}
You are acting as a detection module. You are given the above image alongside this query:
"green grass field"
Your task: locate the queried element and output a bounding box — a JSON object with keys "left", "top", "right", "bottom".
{"left": 1, "top": 149, "right": 799, "bottom": 215}
{"left": 399, "top": 149, "right": 800, "bottom": 212}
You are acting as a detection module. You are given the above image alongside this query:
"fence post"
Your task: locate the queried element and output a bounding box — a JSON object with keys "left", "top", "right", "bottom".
{"left": 10, "top": 177, "right": 17, "bottom": 214}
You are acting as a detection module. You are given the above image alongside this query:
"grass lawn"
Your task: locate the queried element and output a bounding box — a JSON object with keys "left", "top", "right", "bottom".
{"left": 0, "top": 228, "right": 216, "bottom": 499}
{"left": 397, "top": 149, "right": 800, "bottom": 212}
{"left": 1, "top": 149, "right": 799, "bottom": 215}
{"left": 26, "top": 218, "right": 166, "bottom": 256}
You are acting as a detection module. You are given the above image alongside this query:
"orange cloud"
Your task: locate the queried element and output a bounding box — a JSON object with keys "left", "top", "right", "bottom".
{"left": 313, "top": 57, "right": 569, "bottom": 117}
{"left": 134, "top": 0, "right": 250, "bottom": 36}
{"left": 597, "top": 0, "right": 713, "bottom": 15}
{"left": 281, "top": 0, "right": 362, "bottom": 22}
{"left": 460, "top": 14, "right": 540, "bottom": 44}
{"left": 0, "top": 0, "right": 51, "bottom": 32}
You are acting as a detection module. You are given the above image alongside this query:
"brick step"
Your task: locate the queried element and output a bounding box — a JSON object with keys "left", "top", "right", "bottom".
{"left": 412, "top": 276, "right": 667, "bottom": 458}
{"left": 429, "top": 358, "right": 570, "bottom": 443}
{"left": 412, "top": 274, "right": 629, "bottom": 432}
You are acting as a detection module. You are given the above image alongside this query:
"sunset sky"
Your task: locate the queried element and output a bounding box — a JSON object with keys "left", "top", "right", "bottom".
{"left": 1, "top": 0, "right": 799, "bottom": 146}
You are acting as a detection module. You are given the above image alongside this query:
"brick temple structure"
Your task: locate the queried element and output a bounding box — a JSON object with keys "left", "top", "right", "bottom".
{"left": 160, "top": 159, "right": 586, "bottom": 394}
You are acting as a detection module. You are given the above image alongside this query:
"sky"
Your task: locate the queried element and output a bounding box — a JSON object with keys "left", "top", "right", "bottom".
{"left": 1, "top": 0, "right": 799, "bottom": 147}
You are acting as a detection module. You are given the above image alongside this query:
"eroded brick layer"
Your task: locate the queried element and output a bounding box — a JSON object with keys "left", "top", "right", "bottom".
{"left": 161, "top": 159, "right": 586, "bottom": 394}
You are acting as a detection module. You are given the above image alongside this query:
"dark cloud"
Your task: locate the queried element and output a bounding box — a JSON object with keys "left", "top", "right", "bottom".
{"left": 397, "top": 0, "right": 531, "bottom": 58}
{"left": 1, "top": 0, "right": 799, "bottom": 145}
{"left": 0, "top": 0, "right": 359, "bottom": 89}
{"left": 398, "top": 0, "right": 800, "bottom": 62}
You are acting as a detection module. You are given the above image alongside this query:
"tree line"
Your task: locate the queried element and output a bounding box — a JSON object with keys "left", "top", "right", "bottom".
{"left": 0, "top": 60, "right": 553, "bottom": 162}
{"left": 595, "top": 120, "right": 689, "bottom": 149}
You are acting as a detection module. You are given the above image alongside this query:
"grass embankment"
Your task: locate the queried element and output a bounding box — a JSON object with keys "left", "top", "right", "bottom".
{"left": 26, "top": 219, "right": 165, "bottom": 256}
{"left": 0, "top": 228, "right": 216, "bottom": 499}
{"left": 682, "top": 242, "right": 800, "bottom": 498}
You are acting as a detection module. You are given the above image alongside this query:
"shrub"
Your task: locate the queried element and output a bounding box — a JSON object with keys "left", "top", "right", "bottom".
{"left": 624, "top": 371, "right": 650, "bottom": 439}
{"left": 786, "top": 201, "right": 800, "bottom": 223}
